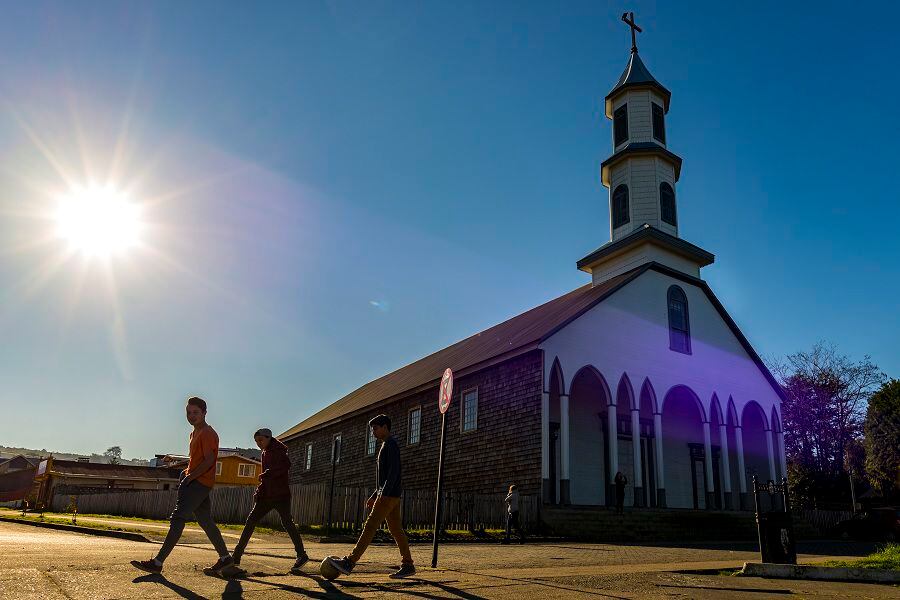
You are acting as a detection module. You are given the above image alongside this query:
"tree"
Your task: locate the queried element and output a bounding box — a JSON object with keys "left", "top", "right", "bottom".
{"left": 864, "top": 379, "right": 900, "bottom": 498}
{"left": 103, "top": 446, "right": 122, "bottom": 465}
{"left": 774, "top": 342, "right": 885, "bottom": 505}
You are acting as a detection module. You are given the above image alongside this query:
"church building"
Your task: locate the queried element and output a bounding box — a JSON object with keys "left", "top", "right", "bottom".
{"left": 281, "top": 18, "right": 787, "bottom": 515}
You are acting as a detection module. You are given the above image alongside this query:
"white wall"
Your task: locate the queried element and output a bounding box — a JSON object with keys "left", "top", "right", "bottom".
{"left": 541, "top": 269, "right": 782, "bottom": 500}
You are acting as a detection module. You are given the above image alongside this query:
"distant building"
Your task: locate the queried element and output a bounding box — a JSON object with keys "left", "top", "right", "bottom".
{"left": 0, "top": 456, "right": 40, "bottom": 502}
{"left": 152, "top": 452, "right": 261, "bottom": 488}
{"left": 0, "top": 455, "right": 40, "bottom": 474}
{"left": 28, "top": 458, "right": 183, "bottom": 507}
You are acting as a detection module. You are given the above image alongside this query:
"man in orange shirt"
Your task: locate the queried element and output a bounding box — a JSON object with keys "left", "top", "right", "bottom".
{"left": 131, "top": 397, "right": 233, "bottom": 575}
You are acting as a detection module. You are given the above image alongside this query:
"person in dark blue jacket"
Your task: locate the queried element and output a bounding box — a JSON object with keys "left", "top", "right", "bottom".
{"left": 325, "top": 414, "right": 415, "bottom": 579}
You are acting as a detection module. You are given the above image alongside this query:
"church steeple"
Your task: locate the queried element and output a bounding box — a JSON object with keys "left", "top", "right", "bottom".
{"left": 577, "top": 14, "right": 714, "bottom": 285}
{"left": 601, "top": 12, "right": 682, "bottom": 241}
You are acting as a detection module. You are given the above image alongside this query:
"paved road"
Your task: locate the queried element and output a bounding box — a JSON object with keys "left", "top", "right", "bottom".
{"left": 0, "top": 520, "right": 895, "bottom": 599}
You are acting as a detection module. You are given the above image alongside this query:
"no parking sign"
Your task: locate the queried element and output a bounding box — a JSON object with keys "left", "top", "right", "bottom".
{"left": 438, "top": 368, "right": 453, "bottom": 414}
{"left": 432, "top": 367, "right": 453, "bottom": 567}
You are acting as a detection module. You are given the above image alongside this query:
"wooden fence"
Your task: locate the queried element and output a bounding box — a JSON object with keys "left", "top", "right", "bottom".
{"left": 51, "top": 484, "right": 538, "bottom": 531}
{"left": 798, "top": 508, "right": 853, "bottom": 534}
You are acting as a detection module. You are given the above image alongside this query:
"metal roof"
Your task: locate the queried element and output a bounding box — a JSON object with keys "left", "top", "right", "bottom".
{"left": 605, "top": 52, "right": 671, "bottom": 116}
{"left": 51, "top": 460, "right": 182, "bottom": 481}
{"left": 280, "top": 267, "right": 645, "bottom": 440}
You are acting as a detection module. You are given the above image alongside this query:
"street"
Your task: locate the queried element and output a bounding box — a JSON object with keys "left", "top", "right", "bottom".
{"left": 0, "top": 520, "right": 896, "bottom": 599}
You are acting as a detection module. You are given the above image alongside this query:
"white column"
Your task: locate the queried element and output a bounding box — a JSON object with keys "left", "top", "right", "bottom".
{"left": 702, "top": 421, "right": 715, "bottom": 505}
{"left": 734, "top": 425, "right": 747, "bottom": 493}
{"left": 765, "top": 428, "right": 777, "bottom": 482}
{"left": 560, "top": 394, "right": 570, "bottom": 481}
{"left": 541, "top": 392, "right": 550, "bottom": 481}
{"left": 608, "top": 402, "right": 618, "bottom": 483}
{"left": 778, "top": 430, "right": 787, "bottom": 481}
{"left": 718, "top": 423, "right": 732, "bottom": 494}
{"left": 631, "top": 408, "right": 642, "bottom": 500}
{"left": 653, "top": 412, "right": 665, "bottom": 490}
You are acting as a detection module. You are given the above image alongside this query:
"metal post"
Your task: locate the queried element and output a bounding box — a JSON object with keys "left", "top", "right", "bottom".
{"left": 849, "top": 468, "right": 857, "bottom": 514}
{"left": 431, "top": 412, "right": 447, "bottom": 568}
{"left": 752, "top": 476, "right": 764, "bottom": 561}
{"left": 327, "top": 437, "right": 339, "bottom": 535}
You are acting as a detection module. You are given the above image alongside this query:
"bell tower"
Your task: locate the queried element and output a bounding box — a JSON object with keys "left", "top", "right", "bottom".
{"left": 578, "top": 13, "right": 714, "bottom": 285}
{"left": 603, "top": 12, "right": 681, "bottom": 241}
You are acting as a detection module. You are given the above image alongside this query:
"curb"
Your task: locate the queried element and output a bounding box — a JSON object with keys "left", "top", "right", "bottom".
{"left": 740, "top": 562, "right": 900, "bottom": 584}
{"left": 0, "top": 516, "right": 152, "bottom": 543}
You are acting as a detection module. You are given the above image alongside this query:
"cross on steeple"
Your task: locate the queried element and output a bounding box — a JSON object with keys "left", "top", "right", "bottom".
{"left": 621, "top": 11, "right": 642, "bottom": 54}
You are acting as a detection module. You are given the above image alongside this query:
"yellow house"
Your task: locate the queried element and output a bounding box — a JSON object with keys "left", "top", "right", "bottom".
{"left": 214, "top": 454, "right": 261, "bottom": 487}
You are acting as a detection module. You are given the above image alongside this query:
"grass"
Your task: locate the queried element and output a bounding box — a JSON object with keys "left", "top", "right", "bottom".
{"left": 823, "top": 543, "right": 900, "bottom": 570}
{"left": 2, "top": 507, "right": 517, "bottom": 542}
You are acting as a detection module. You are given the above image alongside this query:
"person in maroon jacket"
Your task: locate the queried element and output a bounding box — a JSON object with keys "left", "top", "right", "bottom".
{"left": 226, "top": 428, "right": 308, "bottom": 577}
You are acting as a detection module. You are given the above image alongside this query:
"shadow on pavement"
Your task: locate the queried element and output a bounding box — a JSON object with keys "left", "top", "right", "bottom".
{"left": 607, "top": 539, "right": 877, "bottom": 556}
{"left": 242, "top": 575, "right": 359, "bottom": 599}
{"left": 223, "top": 579, "right": 243, "bottom": 598}
{"left": 133, "top": 574, "right": 205, "bottom": 600}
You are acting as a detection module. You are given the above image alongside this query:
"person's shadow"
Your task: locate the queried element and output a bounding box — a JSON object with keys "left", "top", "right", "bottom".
{"left": 223, "top": 578, "right": 244, "bottom": 598}
{"left": 133, "top": 574, "right": 205, "bottom": 600}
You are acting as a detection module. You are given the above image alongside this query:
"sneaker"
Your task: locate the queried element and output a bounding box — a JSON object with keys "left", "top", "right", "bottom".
{"left": 326, "top": 556, "right": 354, "bottom": 576}
{"left": 389, "top": 564, "right": 416, "bottom": 579}
{"left": 290, "top": 554, "right": 310, "bottom": 574}
{"left": 203, "top": 555, "right": 234, "bottom": 576}
{"left": 130, "top": 559, "right": 162, "bottom": 574}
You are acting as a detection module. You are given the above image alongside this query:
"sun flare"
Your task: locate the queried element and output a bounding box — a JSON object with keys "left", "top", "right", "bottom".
{"left": 55, "top": 185, "right": 142, "bottom": 257}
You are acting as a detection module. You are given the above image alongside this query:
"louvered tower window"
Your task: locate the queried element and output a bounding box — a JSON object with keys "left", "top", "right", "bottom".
{"left": 612, "top": 185, "right": 630, "bottom": 228}
{"left": 652, "top": 103, "right": 665, "bottom": 143}
{"left": 660, "top": 182, "right": 676, "bottom": 226}
{"left": 613, "top": 104, "right": 628, "bottom": 146}
{"left": 667, "top": 285, "right": 691, "bottom": 354}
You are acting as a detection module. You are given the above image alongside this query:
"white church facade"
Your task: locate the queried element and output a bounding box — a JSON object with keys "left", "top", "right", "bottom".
{"left": 283, "top": 21, "right": 787, "bottom": 516}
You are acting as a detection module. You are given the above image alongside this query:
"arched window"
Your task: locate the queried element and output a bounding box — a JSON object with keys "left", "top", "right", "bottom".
{"left": 667, "top": 285, "right": 691, "bottom": 354}
{"left": 660, "top": 182, "right": 676, "bottom": 226}
{"left": 612, "top": 185, "right": 630, "bottom": 229}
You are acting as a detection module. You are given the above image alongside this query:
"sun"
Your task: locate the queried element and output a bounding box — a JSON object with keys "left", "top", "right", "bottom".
{"left": 55, "top": 185, "right": 142, "bottom": 257}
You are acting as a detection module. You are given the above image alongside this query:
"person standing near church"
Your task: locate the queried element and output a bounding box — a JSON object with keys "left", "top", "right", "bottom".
{"left": 614, "top": 471, "right": 628, "bottom": 514}
{"left": 225, "top": 428, "right": 309, "bottom": 577}
{"left": 131, "top": 397, "right": 233, "bottom": 576}
{"left": 324, "top": 414, "right": 415, "bottom": 579}
{"left": 503, "top": 484, "right": 525, "bottom": 544}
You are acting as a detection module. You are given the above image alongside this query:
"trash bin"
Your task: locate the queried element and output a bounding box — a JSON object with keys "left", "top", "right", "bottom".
{"left": 756, "top": 507, "right": 797, "bottom": 564}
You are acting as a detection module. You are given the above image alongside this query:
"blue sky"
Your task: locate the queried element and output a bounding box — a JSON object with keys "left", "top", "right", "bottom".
{"left": 1, "top": 2, "right": 897, "bottom": 459}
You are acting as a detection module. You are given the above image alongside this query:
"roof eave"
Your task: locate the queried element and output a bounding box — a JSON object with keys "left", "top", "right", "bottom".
{"left": 600, "top": 144, "right": 682, "bottom": 187}
{"left": 577, "top": 226, "right": 715, "bottom": 272}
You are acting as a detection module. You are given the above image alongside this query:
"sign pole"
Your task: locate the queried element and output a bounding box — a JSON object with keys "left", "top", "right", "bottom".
{"left": 432, "top": 368, "right": 453, "bottom": 569}
{"left": 431, "top": 411, "right": 447, "bottom": 568}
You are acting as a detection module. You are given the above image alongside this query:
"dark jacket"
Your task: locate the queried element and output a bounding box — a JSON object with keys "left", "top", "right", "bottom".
{"left": 256, "top": 438, "right": 291, "bottom": 500}
{"left": 376, "top": 436, "right": 402, "bottom": 498}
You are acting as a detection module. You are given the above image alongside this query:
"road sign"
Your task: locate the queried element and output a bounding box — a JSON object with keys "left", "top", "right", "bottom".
{"left": 438, "top": 368, "right": 453, "bottom": 414}
{"left": 432, "top": 367, "right": 453, "bottom": 567}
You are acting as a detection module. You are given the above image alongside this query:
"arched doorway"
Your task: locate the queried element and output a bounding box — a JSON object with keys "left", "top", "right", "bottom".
{"left": 726, "top": 397, "right": 742, "bottom": 510}
{"left": 662, "top": 385, "right": 708, "bottom": 509}
{"left": 568, "top": 366, "right": 610, "bottom": 505}
{"left": 547, "top": 360, "right": 564, "bottom": 504}
{"left": 741, "top": 401, "right": 772, "bottom": 498}
{"left": 639, "top": 378, "right": 659, "bottom": 507}
{"left": 616, "top": 375, "right": 635, "bottom": 507}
